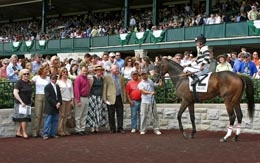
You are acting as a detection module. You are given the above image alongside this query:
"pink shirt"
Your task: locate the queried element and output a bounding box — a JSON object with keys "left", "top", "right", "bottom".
{"left": 0, "top": 67, "right": 7, "bottom": 78}
{"left": 73, "top": 74, "right": 90, "bottom": 103}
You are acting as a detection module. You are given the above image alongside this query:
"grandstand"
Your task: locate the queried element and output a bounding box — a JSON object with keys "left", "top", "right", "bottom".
{"left": 0, "top": 0, "right": 259, "bottom": 58}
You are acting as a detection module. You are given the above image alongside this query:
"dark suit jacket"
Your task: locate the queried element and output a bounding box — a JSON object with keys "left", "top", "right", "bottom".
{"left": 44, "top": 83, "right": 62, "bottom": 115}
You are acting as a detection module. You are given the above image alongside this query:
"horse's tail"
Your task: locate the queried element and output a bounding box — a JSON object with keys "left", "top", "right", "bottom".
{"left": 240, "top": 75, "right": 255, "bottom": 119}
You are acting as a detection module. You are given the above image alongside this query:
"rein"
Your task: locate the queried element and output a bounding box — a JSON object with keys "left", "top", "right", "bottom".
{"left": 155, "top": 72, "right": 194, "bottom": 79}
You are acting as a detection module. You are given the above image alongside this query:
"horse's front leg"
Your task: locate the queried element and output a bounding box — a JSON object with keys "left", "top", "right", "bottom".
{"left": 188, "top": 104, "right": 196, "bottom": 138}
{"left": 177, "top": 103, "right": 188, "bottom": 138}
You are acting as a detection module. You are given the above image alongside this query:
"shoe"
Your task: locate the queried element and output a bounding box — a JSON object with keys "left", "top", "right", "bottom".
{"left": 110, "top": 130, "right": 116, "bottom": 134}
{"left": 81, "top": 131, "right": 89, "bottom": 135}
{"left": 191, "top": 75, "right": 199, "bottom": 86}
{"left": 131, "top": 129, "right": 136, "bottom": 133}
{"left": 140, "top": 131, "right": 146, "bottom": 135}
{"left": 118, "top": 129, "right": 125, "bottom": 134}
{"left": 23, "top": 134, "right": 29, "bottom": 139}
{"left": 154, "top": 130, "right": 162, "bottom": 135}
{"left": 16, "top": 134, "right": 23, "bottom": 138}
{"left": 32, "top": 134, "right": 39, "bottom": 138}
{"left": 76, "top": 132, "right": 85, "bottom": 136}
{"left": 50, "top": 135, "right": 59, "bottom": 138}
{"left": 43, "top": 136, "right": 49, "bottom": 140}
{"left": 91, "top": 130, "right": 97, "bottom": 134}
{"left": 58, "top": 132, "right": 66, "bottom": 136}
{"left": 64, "top": 131, "right": 71, "bottom": 136}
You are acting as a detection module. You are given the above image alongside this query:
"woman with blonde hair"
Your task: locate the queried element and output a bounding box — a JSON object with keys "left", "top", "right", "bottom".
{"left": 50, "top": 56, "right": 60, "bottom": 74}
{"left": 0, "top": 58, "right": 9, "bottom": 79}
{"left": 56, "top": 67, "right": 74, "bottom": 136}
{"left": 13, "top": 69, "right": 33, "bottom": 139}
{"left": 31, "top": 62, "right": 50, "bottom": 137}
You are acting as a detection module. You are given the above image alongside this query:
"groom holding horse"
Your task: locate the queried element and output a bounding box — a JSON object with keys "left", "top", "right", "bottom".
{"left": 183, "top": 34, "right": 211, "bottom": 86}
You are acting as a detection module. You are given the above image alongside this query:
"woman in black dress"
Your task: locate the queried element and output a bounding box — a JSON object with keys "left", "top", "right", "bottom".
{"left": 13, "top": 69, "right": 33, "bottom": 139}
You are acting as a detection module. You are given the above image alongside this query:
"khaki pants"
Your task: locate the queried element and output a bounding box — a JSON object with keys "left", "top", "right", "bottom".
{"left": 58, "top": 100, "right": 72, "bottom": 134}
{"left": 32, "top": 94, "right": 45, "bottom": 136}
{"left": 74, "top": 97, "right": 89, "bottom": 132}
{"left": 140, "top": 103, "right": 160, "bottom": 132}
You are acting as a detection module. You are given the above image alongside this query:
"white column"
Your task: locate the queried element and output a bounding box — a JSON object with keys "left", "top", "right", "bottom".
{"left": 134, "top": 49, "right": 148, "bottom": 58}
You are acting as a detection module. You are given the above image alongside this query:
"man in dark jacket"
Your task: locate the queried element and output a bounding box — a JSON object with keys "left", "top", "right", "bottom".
{"left": 42, "top": 74, "right": 62, "bottom": 140}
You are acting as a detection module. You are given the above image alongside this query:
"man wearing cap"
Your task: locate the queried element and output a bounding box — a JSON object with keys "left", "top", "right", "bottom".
{"left": 125, "top": 71, "right": 142, "bottom": 133}
{"left": 183, "top": 34, "right": 211, "bottom": 86}
{"left": 238, "top": 52, "right": 257, "bottom": 78}
{"left": 137, "top": 69, "right": 163, "bottom": 135}
{"left": 103, "top": 52, "right": 116, "bottom": 76}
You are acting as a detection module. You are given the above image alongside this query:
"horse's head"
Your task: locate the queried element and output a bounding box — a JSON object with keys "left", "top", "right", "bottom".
{"left": 153, "top": 58, "right": 169, "bottom": 83}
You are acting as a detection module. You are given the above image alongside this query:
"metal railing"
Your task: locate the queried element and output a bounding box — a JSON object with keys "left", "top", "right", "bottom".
{"left": 0, "top": 21, "right": 254, "bottom": 55}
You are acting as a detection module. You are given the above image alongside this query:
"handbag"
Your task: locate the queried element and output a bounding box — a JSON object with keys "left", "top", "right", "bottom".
{"left": 66, "top": 110, "right": 75, "bottom": 128}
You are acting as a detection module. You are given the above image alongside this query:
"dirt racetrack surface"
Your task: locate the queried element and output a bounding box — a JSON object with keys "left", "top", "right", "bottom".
{"left": 0, "top": 129, "right": 259, "bottom": 163}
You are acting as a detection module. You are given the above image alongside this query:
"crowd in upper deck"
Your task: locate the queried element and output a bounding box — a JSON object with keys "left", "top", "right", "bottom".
{"left": 0, "top": 0, "right": 259, "bottom": 43}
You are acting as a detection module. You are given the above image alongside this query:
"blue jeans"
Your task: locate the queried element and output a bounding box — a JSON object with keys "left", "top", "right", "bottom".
{"left": 42, "top": 114, "right": 59, "bottom": 137}
{"left": 130, "top": 100, "right": 141, "bottom": 130}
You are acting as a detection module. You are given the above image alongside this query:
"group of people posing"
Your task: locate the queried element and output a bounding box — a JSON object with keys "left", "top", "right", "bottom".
{"left": 7, "top": 51, "right": 164, "bottom": 140}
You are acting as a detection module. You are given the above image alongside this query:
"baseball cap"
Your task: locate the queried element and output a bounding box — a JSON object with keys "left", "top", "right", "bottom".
{"left": 109, "top": 52, "right": 115, "bottom": 57}
{"left": 243, "top": 52, "right": 250, "bottom": 58}
{"left": 131, "top": 71, "right": 139, "bottom": 75}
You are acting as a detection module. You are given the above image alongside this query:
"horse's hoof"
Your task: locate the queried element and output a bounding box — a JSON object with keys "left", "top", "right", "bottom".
{"left": 182, "top": 133, "right": 188, "bottom": 139}
{"left": 231, "top": 135, "right": 239, "bottom": 142}
{"left": 189, "top": 135, "right": 195, "bottom": 139}
{"left": 219, "top": 138, "right": 227, "bottom": 143}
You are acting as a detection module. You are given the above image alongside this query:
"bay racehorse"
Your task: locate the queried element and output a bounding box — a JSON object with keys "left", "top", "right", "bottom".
{"left": 154, "top": 58, "right": 255, "bottom": 142}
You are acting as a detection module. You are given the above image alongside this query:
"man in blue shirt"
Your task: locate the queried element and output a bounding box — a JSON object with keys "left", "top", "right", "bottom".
{"left": 115, "top": 52, "right": 124, "bottom": 70}
{"left": 6, "top": 54, "right": 22, "bottom": 82}
{"left": 238, "top": 52, "right": 257, "bottom": 78}
{"left": 32, "top": 53, "right": 43, "bottom": 74}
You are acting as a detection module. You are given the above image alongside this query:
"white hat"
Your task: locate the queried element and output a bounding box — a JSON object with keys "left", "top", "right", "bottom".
{"left": 109, "top": 52, "right": 115, "bottom": 57}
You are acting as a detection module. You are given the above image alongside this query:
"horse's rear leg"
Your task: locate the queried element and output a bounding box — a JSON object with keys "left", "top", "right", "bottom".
{"left": 232, "top": 105, "right": 243, "bottom": 142}
{"left": 177, "top": 103, "right": 189, "bottom": 138}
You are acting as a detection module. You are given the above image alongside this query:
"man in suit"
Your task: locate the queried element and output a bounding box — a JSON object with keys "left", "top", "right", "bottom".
{"left": 103, "top": 64, "right": 126, "bottom": 134}
{"left": 42, "top": 74, "right": 62, "bottom": 140}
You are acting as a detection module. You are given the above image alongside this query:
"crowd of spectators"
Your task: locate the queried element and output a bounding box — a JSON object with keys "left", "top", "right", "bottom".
{"left": 0, "top": 1, "right": 259, "bottom": 43}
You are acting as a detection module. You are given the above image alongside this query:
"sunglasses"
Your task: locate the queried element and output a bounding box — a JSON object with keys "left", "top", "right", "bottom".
{"left": 23, "top": 73, "right": 29, "bottom": 76}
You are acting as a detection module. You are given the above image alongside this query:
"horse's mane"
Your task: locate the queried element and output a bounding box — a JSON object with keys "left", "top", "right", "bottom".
{"left": 163, "top": 58, "right": 184, "bottom": 71}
